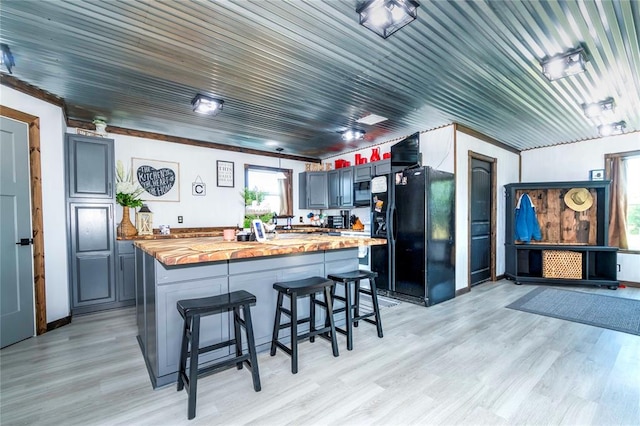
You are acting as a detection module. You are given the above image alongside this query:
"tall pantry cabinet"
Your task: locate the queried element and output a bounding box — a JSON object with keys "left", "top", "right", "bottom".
{"left": 65, "top": 134, "right": 134, "bottom": 315}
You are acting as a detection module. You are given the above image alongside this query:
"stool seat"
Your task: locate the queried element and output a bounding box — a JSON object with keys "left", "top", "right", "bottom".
{"left": 327, "top": 269, "right": 383, "bottom": 351}
{"left": 177, "top": 290, "right": 256, "bottom": 317}
{"left": 271, "top": 276, "right": 339, "bottom": 374}
{"left": 177, "top": 290, "right": 260, "bottom": 420}
{"left": 273, "top": 276, "right": 334, "bottom": 295}
{"left": 327, "top": 270, "right": 378, "bottom": 283}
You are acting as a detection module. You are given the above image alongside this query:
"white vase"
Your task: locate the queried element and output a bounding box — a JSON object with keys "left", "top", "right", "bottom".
{"left": 94, "top": 122, "right": 107, "bottom": 136}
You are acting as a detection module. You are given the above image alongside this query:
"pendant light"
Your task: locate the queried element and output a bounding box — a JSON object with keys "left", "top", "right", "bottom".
{"left": 276, "top": 148, "right": 287, "bottom": 180}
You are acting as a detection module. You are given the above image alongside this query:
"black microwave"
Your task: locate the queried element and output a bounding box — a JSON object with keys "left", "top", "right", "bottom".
{"left": 353, "top": 180, "right": 371, "bottom": 206}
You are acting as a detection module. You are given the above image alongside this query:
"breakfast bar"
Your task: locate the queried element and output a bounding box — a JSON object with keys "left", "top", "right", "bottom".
{"left": 134, "top": 234, "right": 385, "bottom": 388}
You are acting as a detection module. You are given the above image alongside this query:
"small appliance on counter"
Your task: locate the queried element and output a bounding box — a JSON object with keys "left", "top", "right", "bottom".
{"left": 327, "top": 215, "right": 345, "bottom": 229}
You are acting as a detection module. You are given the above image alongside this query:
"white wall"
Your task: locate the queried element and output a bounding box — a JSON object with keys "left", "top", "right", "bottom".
{"left": 455, "top": 131, "right": 521, "bottom": 291}
{"left": 2, "top": 86, "right": 69, "bottom": 323}
{"left": 521, "top": 132, "right": 640, "bottom": 282}
{"left": 74, "top": 133, "right": 312, "bottom": 229}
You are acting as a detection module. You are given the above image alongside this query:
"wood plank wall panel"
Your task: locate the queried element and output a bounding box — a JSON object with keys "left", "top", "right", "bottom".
{"left": 515, "top": 189, "right": 598, "bottom": 245}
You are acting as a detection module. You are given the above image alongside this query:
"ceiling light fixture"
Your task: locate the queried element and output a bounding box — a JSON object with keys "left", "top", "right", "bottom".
{"left": 357, "top": 0, "right": 420, "bottom": 39}
{"left": 0, "top": 43, "right": 16, "bottom": 74}
{"left": 341, "top": 129, "right": 366, "bottom": 142}
{"left": 597, "top": 121, "right": 626, "bottom": 137}
{"left": 191, "top": 94, "right": 224, "bottom": 116}
{"left": 356, "top": 113, "right": 388, "bottom": 125}
{"left": 582, "top": 98, "right": 615, "bottom": 120}
{"left": 540, "top": 47, "right": 587, "bottom": 81}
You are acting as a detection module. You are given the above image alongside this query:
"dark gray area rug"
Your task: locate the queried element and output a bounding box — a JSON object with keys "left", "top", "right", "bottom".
{"left": 507, "top": 287, "right": 640, "bottom": 336}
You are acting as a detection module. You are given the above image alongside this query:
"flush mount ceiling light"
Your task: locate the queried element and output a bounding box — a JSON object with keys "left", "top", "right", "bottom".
{"left": 356, "top": 113, "right": 388, "bottom": 125}
{"left": 541, "top": 47, "right": 587, "bottom": 81}
{"left": 597, "top": 121, "right": 626, "bottom": 137}
{"left": 341, "top": 129, "right": 366, "bottom": 142}
{"left": 582, "top": 98, "right": 615, "bottom": 120}
{"left": 0, "top": 43, "right": 16, "bottom": 74}
{"left": 356, "top": 0, "right": 420, "bottom": 39}
{"left": 191, "top": 94, "right": 224, "bottom": 116}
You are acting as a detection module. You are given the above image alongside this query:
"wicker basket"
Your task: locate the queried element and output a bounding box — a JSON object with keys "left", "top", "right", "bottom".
{"left": 542, "top": 250, "right": 582, "bottom": 279}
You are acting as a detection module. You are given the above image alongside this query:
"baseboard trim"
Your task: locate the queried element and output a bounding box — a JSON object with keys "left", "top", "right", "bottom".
{"left": 621, "top": 281, "right": 640, "bottom": 288}
{"left": 495, "top": 274, "right": 506, "bottom": 281}
{"left": 456, "top": 287, "right": 470, "bottom": 297}
{"left": 47, "top": 315, "right": 72, "bottom": 331}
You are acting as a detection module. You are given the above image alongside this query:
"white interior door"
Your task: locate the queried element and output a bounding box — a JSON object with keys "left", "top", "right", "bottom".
{"left": 1, "top": 116, "right": 35, "bottom": 348}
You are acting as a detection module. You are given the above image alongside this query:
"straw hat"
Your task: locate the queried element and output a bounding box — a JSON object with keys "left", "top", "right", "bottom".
{"left": 564, "top": 188, "right": 593, "bottom": 211}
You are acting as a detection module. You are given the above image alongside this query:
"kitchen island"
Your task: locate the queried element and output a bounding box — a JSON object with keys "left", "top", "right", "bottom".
{"left": 134, "top": 234, "right": 385, "bottom": 388}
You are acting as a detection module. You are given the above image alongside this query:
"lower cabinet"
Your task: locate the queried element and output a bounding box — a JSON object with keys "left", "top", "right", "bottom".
{"left": 116, "top": 241, "right": 136, "bottom": 303}
{"left": 68, "top": 202, "right": 117, "bottom": 315}
{"left": 67, "top": 207, "right": 136, "bottom": 315}
{"left": 136, "top": 248, "right": 359, "bottom": 388}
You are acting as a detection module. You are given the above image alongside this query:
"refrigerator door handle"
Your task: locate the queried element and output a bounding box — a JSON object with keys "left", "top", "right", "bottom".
{"left": 391, "top": 207, "right": 398, "bottom": 243}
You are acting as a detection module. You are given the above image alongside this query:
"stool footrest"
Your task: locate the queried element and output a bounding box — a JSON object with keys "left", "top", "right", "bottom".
{"left": 190, "top": 339, "right": 236, "bottom": 357}
{"left": 196, "top": 354, "right": 251, "bottom": 379}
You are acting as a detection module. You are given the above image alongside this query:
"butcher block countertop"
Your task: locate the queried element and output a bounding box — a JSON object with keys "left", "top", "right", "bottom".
{"left": 117, "top": 226, "right": 354, "bottom": 240}
{"left": 134, "top": 234, "right": 385, "bottom": 266}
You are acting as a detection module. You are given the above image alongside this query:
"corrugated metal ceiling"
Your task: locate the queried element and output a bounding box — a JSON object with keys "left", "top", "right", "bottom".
{"left": 0, "top": 0, "right": 638, "bottom": 158}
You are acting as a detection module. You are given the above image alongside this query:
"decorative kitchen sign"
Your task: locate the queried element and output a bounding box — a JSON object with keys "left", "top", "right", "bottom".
{"left": 217, "top": 160, "right": 234, "bottom": 187}
{"left": 192, "top": 175, "right": 206, "bottom": 196}
{"left": 132, "top": 158, "right": 180, "bottom": 202}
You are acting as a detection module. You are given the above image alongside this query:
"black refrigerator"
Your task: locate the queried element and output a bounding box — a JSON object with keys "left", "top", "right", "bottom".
{"left": 371, "top": 166, "right": 455, "bottom": 306}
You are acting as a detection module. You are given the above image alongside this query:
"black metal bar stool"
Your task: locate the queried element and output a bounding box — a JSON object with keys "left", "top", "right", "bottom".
{"left": 327, "top": 270, "right": 383, "bottom": 350}
{"left": 177, "top": 290, "right": 261, "bottom": 420}
{"left": 270, "top": 276, "right": 339, "bottom": 374}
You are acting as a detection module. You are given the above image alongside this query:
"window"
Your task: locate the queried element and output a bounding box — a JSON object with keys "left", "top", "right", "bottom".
{"left": 625, "top": 156, "right": 640, "bottom": 250}
{"left": 605, "top": 150, "right": 640, "bottom": 251}
{"left": 243, "top": 165, "right": 292, "bottom": 228}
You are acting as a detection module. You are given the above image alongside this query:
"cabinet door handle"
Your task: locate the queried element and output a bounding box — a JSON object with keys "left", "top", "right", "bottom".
{"left": 120, "top": 257, "right": 123, "bottom": 271}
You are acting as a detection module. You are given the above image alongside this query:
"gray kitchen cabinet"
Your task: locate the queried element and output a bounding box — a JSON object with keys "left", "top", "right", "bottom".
{"left": 66, "top": 134, "right": 114, "bottom": 199}
{"left": 299, "top": 171, "right": 328, "bottom": 209}
{"left": 68, "top": 202, "right": 116, "bottom": 314}
{"left": 116, "top": 241, "right": 136, "bottom": 304}
{"left": 354, "top": 164, "right": 372, "bottom": 182}
{"left": 65, "top": 133, "right": 121, "bottom": 315}
{"left": 373, "top": 159, "right": 391, "bottom": 175}
{"left": 328, "top": 167, "right": 354, "bottom": 208}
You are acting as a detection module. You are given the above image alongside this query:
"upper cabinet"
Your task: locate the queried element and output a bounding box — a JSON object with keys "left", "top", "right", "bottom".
{"left": 327, "top": 168, "right": 354, "bottom": 208}
{"left": 299, "top": 171, "right": 328, "bottom": 209}
{"left": 66, "top": 134, "right": 114, "bottom": 199}
{"left": 354, "top": 164, "right": 372, "bottom": 183}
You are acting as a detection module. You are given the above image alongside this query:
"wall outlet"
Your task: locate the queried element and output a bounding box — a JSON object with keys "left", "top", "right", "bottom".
{"left": 178, "top": 216, "right": 183, "bottom": 224}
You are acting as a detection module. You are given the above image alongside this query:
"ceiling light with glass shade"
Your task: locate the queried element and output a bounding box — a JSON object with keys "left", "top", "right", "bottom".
{"left": 597, "top": 121, "right": 626, "bottom": 137}
{"left": 582, "top": 98, "right": 615, "bottom": 122}
{"left": 191, "top": 94, "right": 224, "bottom": 116}
{"left": 357, "top": 0, "right": 419, "bottom": 39}
{"left": 341, "top": 129, "right": 366, "bottom": 142}
{"left": 540, "top": 47, "right": 587, "bottom": 81}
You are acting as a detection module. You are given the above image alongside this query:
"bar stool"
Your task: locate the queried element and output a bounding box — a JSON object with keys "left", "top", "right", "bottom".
{"left": 177, "top": 290, "right": 261, "bottom": 420}
{"left": 270, "top": 276, "right": 339, "bottom": 374}
{"left": 327, "top": 270, "right": 384, "bottom": 350}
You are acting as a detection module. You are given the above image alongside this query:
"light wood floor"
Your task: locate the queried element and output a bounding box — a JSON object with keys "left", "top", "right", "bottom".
{"left": 2, "top": 280, "right": 639, "bottom": 426}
